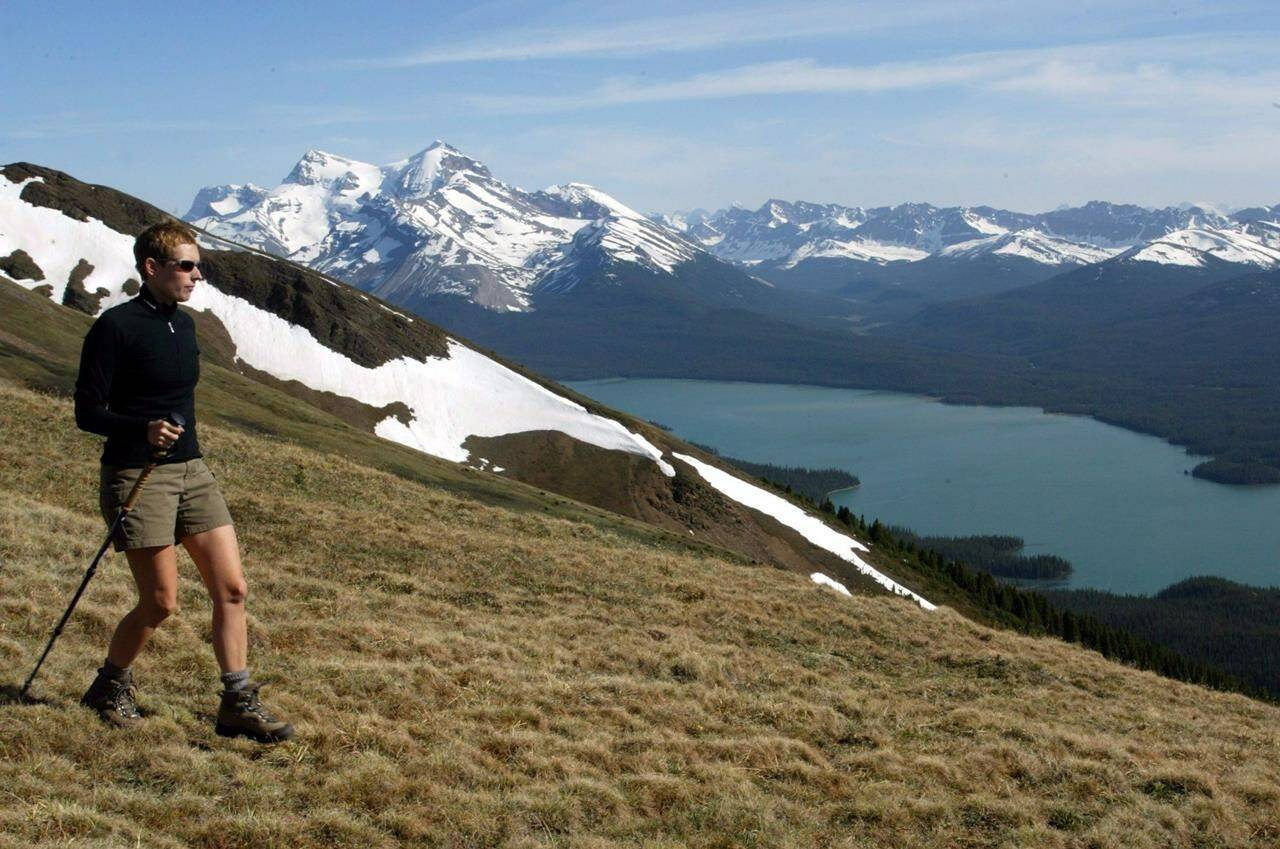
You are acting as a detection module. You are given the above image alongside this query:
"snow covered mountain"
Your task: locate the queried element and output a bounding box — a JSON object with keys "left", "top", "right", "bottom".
{"left": 2, "top": 161, "right": 931, "bottom": 608}
{"left": 1117, "top": 227, "right": 1280, "bottom": 268}
{"left": 655, "top": 200, "right": 1034, "bottom": 269}
{"left": 186, "top": 142, "right": 709, "bottom": 314}
{"left": 936, "top": 229, "right": 1118, "bottom": 266}
{"left": 188, "top": 145, "right": 1279, "bottom": 334}
{"left": 656, "top": 198, "right": 1276, "bottom": 272}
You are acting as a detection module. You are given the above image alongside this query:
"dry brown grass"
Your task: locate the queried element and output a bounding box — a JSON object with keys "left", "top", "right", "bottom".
{"left": 2, "top": 382, "right": 1279, "bottom": 848}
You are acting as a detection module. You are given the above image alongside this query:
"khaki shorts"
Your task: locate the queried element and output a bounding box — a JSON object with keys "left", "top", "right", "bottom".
{"left": 99, "top": 458, "right": 234, "bottom": 552}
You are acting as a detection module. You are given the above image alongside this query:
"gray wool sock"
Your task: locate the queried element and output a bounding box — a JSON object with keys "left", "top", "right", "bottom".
{"left": 220, "top": 668, "right": 251, "bottom": 692}
{"left": 100, "top": 659, "right": 131, "bottom": 682}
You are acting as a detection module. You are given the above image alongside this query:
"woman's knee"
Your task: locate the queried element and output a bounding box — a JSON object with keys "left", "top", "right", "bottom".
{"left": 219, "top": 578, "right": 248, "bottom": 607}
{"left": 138, "top": 593, "right": 178, "bottom": 626}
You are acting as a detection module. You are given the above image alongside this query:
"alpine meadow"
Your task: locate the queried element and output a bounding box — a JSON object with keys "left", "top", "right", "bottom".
{"left": 5, "top": 2, "right": 1280, "bottom": 847}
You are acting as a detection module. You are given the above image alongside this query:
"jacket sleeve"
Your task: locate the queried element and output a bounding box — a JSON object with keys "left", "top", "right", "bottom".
{"left": 74, "top": 317, "right": 150, "bottom": 439}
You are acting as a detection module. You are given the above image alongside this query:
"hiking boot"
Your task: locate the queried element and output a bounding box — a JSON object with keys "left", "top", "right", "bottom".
{"left": 81, "top": 670, "right": 142, "bottom": 728}
{"left": 215, "top": 681, "right": 294, "bottom": 743}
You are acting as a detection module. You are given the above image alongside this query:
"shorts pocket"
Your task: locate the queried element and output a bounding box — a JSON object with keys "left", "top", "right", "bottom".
{"left": 99, "top": 466, "right": 142, "bottom": 521}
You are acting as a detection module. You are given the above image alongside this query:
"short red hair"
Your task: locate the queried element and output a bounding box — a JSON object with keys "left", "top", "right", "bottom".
{"left": 133, "top": 221, "right": 198, "bottom": 279}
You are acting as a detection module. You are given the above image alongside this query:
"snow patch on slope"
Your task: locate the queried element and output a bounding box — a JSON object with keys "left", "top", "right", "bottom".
{"left": 672, "top": 452, "right": 935, "bottom": 610}
{"left": 545, "top": 182, "right": 645, "bottom": 221}
{"left": 963, "top": 211, "right": 1008, "bottom": 236}
{"left": 201, "top": 287, "right": 676, "bottom": 474}
{"left": 0, "top": 176, "right": 138, "bottom": 307}
{"left": 811, "top": 573, "right": 852, "bottom": 596}
{"left": 1125, "top": 242, "right": 1207, "bottom": 267}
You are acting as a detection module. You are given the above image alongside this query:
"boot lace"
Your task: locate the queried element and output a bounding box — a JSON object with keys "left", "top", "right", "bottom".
{"left": 108, "top": 680, "right": 140, "bottom": 717}
{"left": 239, "top": 684, "right": 279, "bottom": 723}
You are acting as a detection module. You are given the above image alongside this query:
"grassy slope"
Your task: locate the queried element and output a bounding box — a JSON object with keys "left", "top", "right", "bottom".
{"left": 0, "top": 277, "right": 954, "bottom": 612}
{"left": 0, "top": 276, "right": 754, "bottom": 564}
{"left": 3, "top": 383, "right": 1280, "bottom": 848}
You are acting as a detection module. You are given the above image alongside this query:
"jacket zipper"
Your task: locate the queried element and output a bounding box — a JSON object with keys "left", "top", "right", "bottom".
{"left": 171, "top": 320, "right": 181, "bottom": 387}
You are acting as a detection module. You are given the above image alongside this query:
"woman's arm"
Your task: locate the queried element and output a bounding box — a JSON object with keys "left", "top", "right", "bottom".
{"left": 74, "top": 317, "right": 150, "bottom": 439}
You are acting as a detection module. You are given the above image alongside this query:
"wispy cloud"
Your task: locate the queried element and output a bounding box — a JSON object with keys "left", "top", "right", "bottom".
{"left": 3, "top": 113, "right": 222, "bottom": 141}
{"left": 988, "top": 58, "right": 1280, "bottom": 111}
{"left": 464, "top": 34, "right": 1280, "bottom": 114}
{"left": 245, "top": 104, "right": 425, "bottom": 128}
{"left": 469, "top": 55, "right": 1028, "bottom": 113}
{"left": 2, "top": 104, "right": 424, "bottom": 143}
{"left": 348, "top": 1, "right": 1003, "bottom": 67}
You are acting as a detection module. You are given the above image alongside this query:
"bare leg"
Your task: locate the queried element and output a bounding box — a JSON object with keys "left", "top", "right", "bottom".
{"left": 105, "top": 545, "right": 180, "bottom": 668}
{"left": 182, "top": 525, "right": 249, "bottom": 674}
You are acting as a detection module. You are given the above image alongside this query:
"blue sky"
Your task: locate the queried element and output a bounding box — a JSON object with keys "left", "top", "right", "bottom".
{"left": 3, "top": 1, "right": 1277, "bottom": 216}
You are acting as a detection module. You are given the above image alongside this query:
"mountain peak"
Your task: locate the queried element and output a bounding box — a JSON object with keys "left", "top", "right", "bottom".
{"left": 389, "top": 141, "right": 490, "bottom": 197}
{"left": 763, "top": 200, "right": 791, "bottom": 224}
{"left": 283, "top": 148, "right": 377, "bottom": 187}
{"left": 184, "top": 182, "right": 269, "bottom": 220}
{"left": 544, "top": 183, "right": 643, "bottom": 220}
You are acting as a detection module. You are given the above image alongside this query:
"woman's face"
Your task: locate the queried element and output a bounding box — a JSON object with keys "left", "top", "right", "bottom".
{"left": 144, "top": 242, "right": 202, "bottom": 304}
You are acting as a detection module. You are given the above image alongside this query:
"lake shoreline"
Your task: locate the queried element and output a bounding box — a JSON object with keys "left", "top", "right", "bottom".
{"left": 568, "top": 377, "right": 1280, "bottom": 596}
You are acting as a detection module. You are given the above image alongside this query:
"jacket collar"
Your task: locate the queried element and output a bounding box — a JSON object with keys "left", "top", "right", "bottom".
{"left": 137, "top": 284, "right": 179, "bottom": 317}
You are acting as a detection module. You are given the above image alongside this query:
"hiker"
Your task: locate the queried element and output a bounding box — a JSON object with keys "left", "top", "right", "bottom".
{"left": 72, "top": 220, "right": 293, "bottom": 743}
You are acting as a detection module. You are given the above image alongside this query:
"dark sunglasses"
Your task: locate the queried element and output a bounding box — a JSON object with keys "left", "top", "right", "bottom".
{"left": 155, "top": 258, "right": 204, "bottom": 273}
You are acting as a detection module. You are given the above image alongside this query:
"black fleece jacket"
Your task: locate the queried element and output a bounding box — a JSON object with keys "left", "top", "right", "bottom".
{"left": 74, "top": 286, "right": 201, "bottom": 467}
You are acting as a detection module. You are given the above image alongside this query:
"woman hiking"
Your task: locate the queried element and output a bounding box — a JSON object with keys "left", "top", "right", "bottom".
{"left": 74, "top": 220, "right": 293, "bottom": 744}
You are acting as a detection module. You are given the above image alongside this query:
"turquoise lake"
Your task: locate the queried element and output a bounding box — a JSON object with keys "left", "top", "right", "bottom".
{"left": 567, "top": 378, "right": 1280, "bottom": 596}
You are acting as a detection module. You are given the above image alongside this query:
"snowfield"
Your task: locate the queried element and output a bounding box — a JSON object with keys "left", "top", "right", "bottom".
{"left": 1, "top": 176, "right": 138, "bottom": 309}
{"left": 784, "top": 238, "right": 929, "bottom": 267}
{"left": 672, "top": 452, "right": 936, "bottom": 611}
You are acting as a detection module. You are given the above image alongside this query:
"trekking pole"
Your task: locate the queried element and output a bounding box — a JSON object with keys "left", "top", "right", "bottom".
{"left": 19, "top": 413, "right": 186, "bottom": 699}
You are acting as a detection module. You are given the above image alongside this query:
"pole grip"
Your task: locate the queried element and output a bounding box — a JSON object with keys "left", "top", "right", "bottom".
{"left": 121, "top": 463, "right": 158, "bottom": 513}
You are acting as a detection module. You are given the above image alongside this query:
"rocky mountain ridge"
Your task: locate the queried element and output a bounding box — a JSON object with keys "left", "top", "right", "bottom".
{"left": 186, "top": 142, "right": 717, "bottom": 314}
{"left": 655, "top": 197, "right": 1280, "bottom": 271}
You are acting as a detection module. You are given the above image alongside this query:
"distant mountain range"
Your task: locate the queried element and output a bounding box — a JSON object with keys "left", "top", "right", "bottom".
{"left": 654, "top": 197, "right": 1280, "bottom": 269}
{"left": 188, "top": 144, "right": 1280, "bottom": 333}
{"left": 652, "top": 198, "right": 1280, "bottom": 327}
{"left": 181, "top": 142, "right": 1280, "bottom": 485}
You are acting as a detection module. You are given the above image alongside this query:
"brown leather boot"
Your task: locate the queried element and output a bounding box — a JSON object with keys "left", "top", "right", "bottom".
{"left": 215, "top": 681, "right": 294, "bottom": 743}
{"left": 81, "top": 669, "right": 143, "bottom": 728}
